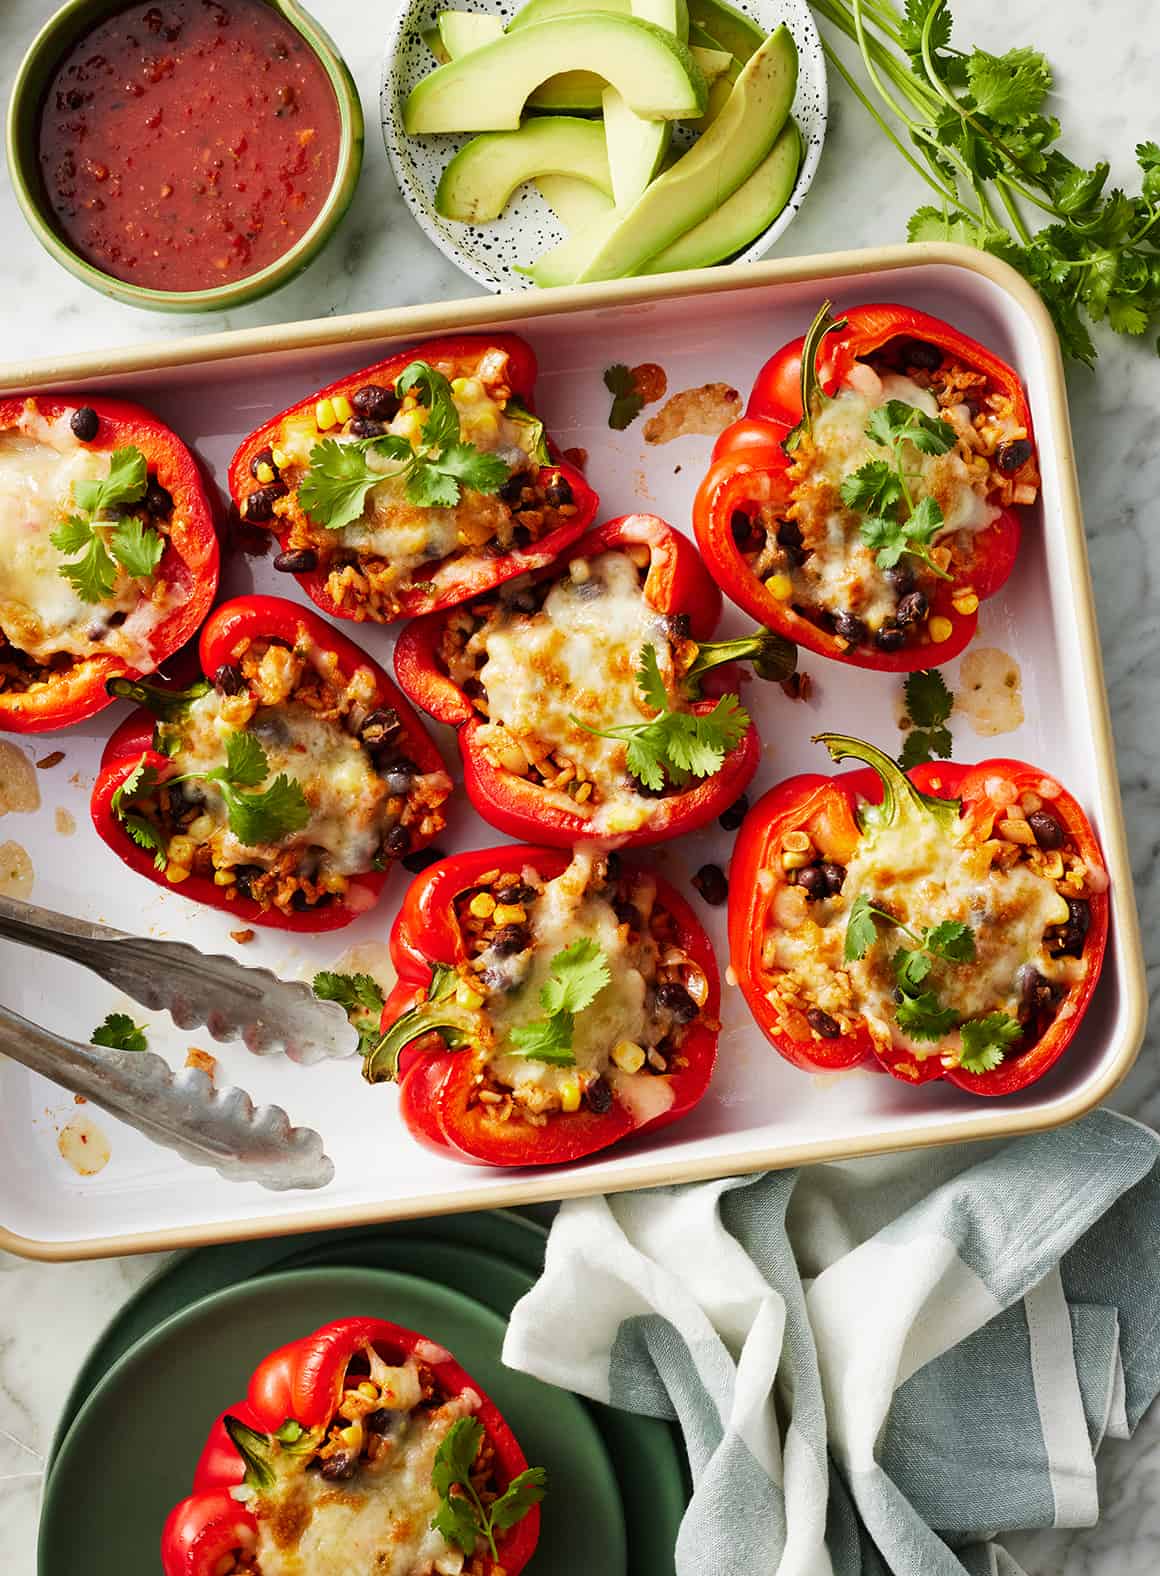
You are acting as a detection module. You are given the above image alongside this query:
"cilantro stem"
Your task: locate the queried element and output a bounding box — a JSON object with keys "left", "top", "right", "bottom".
{"left": 996, "top": 179, "right": 1034, "bottom": 246}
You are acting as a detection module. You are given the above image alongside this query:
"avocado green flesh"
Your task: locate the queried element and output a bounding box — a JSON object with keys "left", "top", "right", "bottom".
{"left": 536, "top": 173, "right": 616, "bottom": 227}
{"left": 686, "top": 0, "right": 763, "bottom": 60}
{"left": 404, "top": 15, "right": 708, "bottom": 133}
{"left": 436, "top": 117, "right": 613, "bottom": 222}
{"left": 572, "top": 24, "right": 797, "bottom": 281}
{"left": 640, "top": 118, "right": 801, "bottom": 272}
{"left": 529, "top": 211, "right": 622, "bottom": 288}
{"left": 437, "top": 10, "right": 503, "bottom": 54}
{"left": 691, "top": 45, "right": 733, "bottom": 83}
{"left": 603, "top": 86, "right": 668, "bottom": 207}
{"left": 510, "top": 0, "right": 688, "bottom": 39}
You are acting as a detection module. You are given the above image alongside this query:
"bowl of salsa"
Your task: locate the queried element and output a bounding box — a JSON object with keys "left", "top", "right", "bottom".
{"left": 6, "top": 0, "right": 364, "bottom": 311}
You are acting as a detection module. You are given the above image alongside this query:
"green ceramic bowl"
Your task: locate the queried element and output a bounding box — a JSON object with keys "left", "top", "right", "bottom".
{"left": 6, "top": 0, "right": 365, "bottom": 313}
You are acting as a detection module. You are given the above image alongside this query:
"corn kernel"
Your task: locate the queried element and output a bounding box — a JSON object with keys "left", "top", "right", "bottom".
{"left": 271, "top": 446, "right": 290, "bottom": 470}
{"left": 929, "top": 616, "right": 954, "bottom": 643}
{"left": 340, "top": 1423, "right": 363, "bottom": 1449}
{"left": 559, "top": 1080, "right": 582, "bottom": 1114}
{"left": 471, "top": 410, "right": 499, "bottom": 438}
{"left": 469, "top": 891, "right": 496, "bottom": 919}
{"left": 1038, "top": 851, "right": 1064, "bottom": 880}
{"left": 611, "top": 1040, "right": 645, "bottom": 1074}
{"left": 166, "top": 862, "right": 190, "bottom": 884}
{"left": 396, "top": 409, "right": 425, "bottom": 443}
{"left": 998, "top": 817, "right": 1036, "bottom": 845}
{"left": 783, "top": 829, "right": 813, "bottom": 854}
{"left": 492, "top": 903, "right": 526, "bottom": 927}
{"left": 452, "top": 376, "right": 482, "bottom": 401}
{"left": 213, "top": 869, "right": 236, "bottom": 887}
{"left": 255, "top": 461, "right": 275, "bottom": 484}
{"left": 781, "top": 849, "right": 811, "bottom": 871}
{"left": 358, "top": 1381, "right": 378, "bottom": 1400}
{"left": 332, "top": 394, "right": 353, "bottom": 424}
{"left": 952, "top": 593, "right": 979, "bottom": 616}
{"left": 168, "top": 835, "right": 196, "bottom": 865}
{"left": 315, "top": 398, "right": 337, "bottom": 430}
{"left": 603, "top": 804, "right": 649, "bottom": 834}
{"left": 188, "top": 814, "right": 216, "bottom": 843}
{"left": 764, "top": 573, "right": 793, "bottom": 601}
{"left": 456, "top": 981, "right": 484, "bottom": 1010}
{"left": 1046, "top": 892, "right": 1071, "bottom": 926}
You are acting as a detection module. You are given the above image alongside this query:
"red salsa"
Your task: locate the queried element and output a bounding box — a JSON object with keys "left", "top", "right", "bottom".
{"left": 37, "top": 0, "right": 342, "bottom": 292}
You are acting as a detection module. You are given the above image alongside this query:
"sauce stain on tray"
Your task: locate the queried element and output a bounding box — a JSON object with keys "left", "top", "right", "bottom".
{"left": 644, "top": 382, "right": 742, "bottom": 444}
{"left": 956, "top": 647, "right": 1024, "bottom": 736}
{"left": 58, "top": 1113, "right": 111, "bottom": 1176}
{"left": 55, "top": 808, "right": 76, "bottom": 837}
{"left": 0, "top": 742, "right": 40, "bottom": 816}
{"left": 0, "top": 841, "right": 34, "bottom": 898}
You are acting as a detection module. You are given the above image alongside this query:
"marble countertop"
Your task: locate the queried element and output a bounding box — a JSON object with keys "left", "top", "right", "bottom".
{"left": 1, "top": 1, "right": 1157, "bottom": 1572}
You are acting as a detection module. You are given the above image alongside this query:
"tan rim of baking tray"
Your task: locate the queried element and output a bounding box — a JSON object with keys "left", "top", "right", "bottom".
{"left": 0, "top": 242, "right": 1145, "bottom": 1262}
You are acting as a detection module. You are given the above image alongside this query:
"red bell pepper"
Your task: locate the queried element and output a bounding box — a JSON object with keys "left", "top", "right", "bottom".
{"left": 367, "top": 845, "right": 720, "bottom": 1166}
{"left": 394, "top": 513, "right": 788, "bottom": 849}
{"left": 0, "top": 394, "right": 219, "bottom": 733}
{"left": 228, "top": 333, "right": 598, "bottom": 623}
{"left": 696, "top": 302, "right": 1038, "bottom": 673}
{"left": 162, "top": 1316, "right": 543, "bottom": 1576}
{"left": 90, "top": 595, "right": 450, "bottom": 932}
{"left": 729, "top": 734, "right": 1108, "bottom": 1094}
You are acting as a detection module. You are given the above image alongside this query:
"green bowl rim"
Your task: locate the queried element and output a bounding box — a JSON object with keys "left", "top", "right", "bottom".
{"left": 5, "top": 0, "right": 366, "bottom": 313}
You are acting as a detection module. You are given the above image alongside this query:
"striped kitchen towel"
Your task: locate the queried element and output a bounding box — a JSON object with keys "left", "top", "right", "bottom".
{"left": 503, "top": 1108, "right": 1160, "bottom": 1576}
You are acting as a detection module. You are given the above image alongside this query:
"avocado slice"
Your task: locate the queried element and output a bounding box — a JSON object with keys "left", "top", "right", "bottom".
{"left": 437, "top": 10, "right": 503, "bottom": 56}
{"left": 640, "top": 118, "right": 801, "bottom": 272}
{"left": 536, "top": 173, "right": 615, "bottom": 227}
{"left": 603, "top": 87, "right": 668, "bottom": 208}
{"left": 511, "top": 0, "right": 690, "bottom": 112}
{"left": 437, "top": 117, "right": 613, "bottom": 222}
{"left": 526, "top": 211, "right": 622, "bottom": 288}
{"left": 572, "top": 24, "right": 797, "bottom": 282}
{"left": 686, "top": 0, "right": 763, "bottom": 61}
{"left": 690, "top": 45, "right": 732, "bottom": 83}
{"left": 405, "top": 15, "right": 707, "bottom": 134}
{"left": 428, "top": 11, "right": 602, "bottom": 113}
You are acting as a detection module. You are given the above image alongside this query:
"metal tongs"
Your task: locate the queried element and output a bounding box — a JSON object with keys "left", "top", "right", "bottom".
{"left": 0, "top": 896, "right": 361, "bottom": 1191}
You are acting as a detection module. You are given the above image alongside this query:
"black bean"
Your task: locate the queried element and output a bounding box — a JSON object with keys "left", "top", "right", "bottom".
{"left": 884, "top": 562, "right": 914, "bottom": 594}
{"left": 319, "top": 1451, "right": 358, "bottom": 1482}
{"left": 351, "top": 383, "right": 399, "bottom": 421}
{"left": 246, "top": 484, "right": 287, "bottom": 522}
{"left": 232, "top": 864, "right": 262, "bottom": 898}
{"left": 656, "top": 981, "right": 699, "bottom": 1022}
{"left": 719, "top": 794, "right": 749, "bottom": 832}
{"left": 795, "top": 864, "right": 829, "bottom": 900}
{"left": 833, "top": 611, "right": 867, "bottom": 646}
{"left": 491, "top": 924, "right": 530, "bottom": 956}
{"left": 585, "top": 1077, "right": 613, "bottom": 1114}
{"left": 545, "top": 473, "right": 573, "bottom": 508}
{"left": 385, "top": 767, "right": 414, "bottom": 796}
{"left": 895, "top": 591, "right": 928, "bottom": 627}
{"left": 213, "top": 663, "right": 245, "bottom": 696}
{"left": 807, "top": 1007, "right": 841, "bottom": 1038}
{"left": 496, "top": 881, "right": 537, "bottom": 906}
{"left": 1019, "top": 966, "right": 1058, "bottom": 1017}
{"left": 290, "top": 889, "right": 314, "bottom": 911}
{"left": 512, "top": 525, "right": 533, "bottom": 549}
{"left": 350, "top": 417, "right": 385, "bottom": 439}
{"left": 666, "top": 612, "right": 692, "bottom": 642}
{"left": 820, "top": 862, "right": 847, "bottom": 896}
{"left": 996, "top": 438, "right": 1033, "bottom": 474}
{"left": 692, "top": 863, "right": 728, "bottom": 906}
{"left": 777, "top": 518, "right": 804, "bottom": 549}
{"left": 365, "top": 1408, "right": 401, "bottom": 1436}
{"left": 730, "top": 509, "right": 753, "bottom": 544}
{"left": 70, "top": 406, "right": 99, "bottom": 441}
{"left": 1051, "top": 898, "right": 1091, "bottom": 958}
{"left": 613, "top": 898, "right": 640, "bottom": 928}
{"left": 249, "top": 446, "right": 275, "bottom": 480}
{"left": 1027, "top": 808, "right": 1064, "bottom": 850}
{"left": 360, "top": 708, "right": 402, "bottom": 747}
{"left": 402, "top": 846, "right": 444, "bottom": 874}
{"left": 273, "top": 548, "right": 317, "bottom": 573}
{"left": 145, "top": 479, "right": 173, "bottom": 518}
{"left": 875, "top": 623, "right": 907, "bottom": 652}
{"left": 899, "top": 338, "right": 942, "bottom": 372}
{"left": 382, "top": 825, "right": 410, "bottom": 859}
{"left": 603, "top": 851, "right": 622, "bottom": 884}
{"left": 499, "top": 470, "right": 528, "bottom": 505}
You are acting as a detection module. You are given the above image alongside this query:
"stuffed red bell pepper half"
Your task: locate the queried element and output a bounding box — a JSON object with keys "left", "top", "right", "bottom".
{"left": 228, "top": 333, "right": 598, "bottom": 623}
{"left": 0, "top": 394, "right": 218, "bottom": 733}
{"left": 695, "top": 301, "right": 1040, "bottom": 671}
{"left": 161, "top": 1316, "right": 545, "bottom": 1576}
{"left": 729, "top": 734, "right": 1108, "bottom": 1094}
{"left": 91, "top": 595, "right": 451, "bottom": 930}
{"left": 327, "top": 843, "right": 719, "bottom": 1165}
{"left": 394, "top": 512, "right": 793, "bottom": 848}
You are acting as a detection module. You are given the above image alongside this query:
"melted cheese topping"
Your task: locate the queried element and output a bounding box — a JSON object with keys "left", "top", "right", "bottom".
{"left": 0, "top": 410, "right": 167, "bottom": 668}
{"left": 791, "top": 371, "right": 999, "bottom": 629}
{"left": 255, "top": 1396, "right": 471, "bottom": 1576}
{"left": 772, "top": 813, "right": 1079, "bottom": 1063}
{"left": 172, "top": 688, "right": 390, "bottom": 874}
{"left": 488, "top": 851, "right": 649, "bottom": 1095}
{"left": 477, "top": 552, "right": 672, "bottom": 833}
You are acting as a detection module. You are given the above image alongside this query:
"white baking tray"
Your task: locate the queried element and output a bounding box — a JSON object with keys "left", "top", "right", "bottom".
{"left": 0, "top": 244, "right": 1144, "bottom": 1259}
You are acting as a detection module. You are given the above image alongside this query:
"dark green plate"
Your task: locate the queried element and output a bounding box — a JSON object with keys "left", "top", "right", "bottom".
{"left": 40, "top": 1266, "right": 625, "bottom": 1576}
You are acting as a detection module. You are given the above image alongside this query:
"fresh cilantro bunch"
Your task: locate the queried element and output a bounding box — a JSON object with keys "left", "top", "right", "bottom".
{"left": 49, "top": 446, "right": 165, "bottom": 604}
{"left": 843, "top": 893, "right": 1023, "bottom": 1066}
{"left": 509, "top": 938, "right": 611, "bottom": 1064}
{"left": 298, "top": 360, "right": 510, "bottom": 527}
{"left": 900, "top": 668, "right": 954, "bottom": 767}
{"left": 574, "top": 643, "right": 750, "bottom": 793}
{"left": 431, "top": 1417, "right": 546, "bottom": 1560}
{"left": 839, "top": 400, "right": 956, "bottom": 579}
{"left": 313, "top": 970, "right": 387, "bottom": 1056}
{"left": 91, "top": 1012, "right": 148, "bottom": 1052}
{"left": 112, "top": 731, "right": 311, "bottom": 861}
{"left": 810, "top": 0, "right": 1160, "bottom": 364}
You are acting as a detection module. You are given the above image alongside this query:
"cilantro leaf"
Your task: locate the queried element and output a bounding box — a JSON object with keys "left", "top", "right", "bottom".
{"left": 490, "top": 1468, "right": 548, "bottom": 1532}
{"left": 430, "top": 1416, "right": 544, "bottom": 1559}
{"left": 74, "top": 446, "right": 148, "bottom": 515}
{"left": 893, "top": 947, "right": 933, "bottom": 992}
{"left": 109, "top": 516, "right": 165, "bottom": 579}
{"left": 865, "top": 401, "right": 956, "bottom": 457}
{"left": 405, "top": 465, "right": 461, "bottom": 509}
{"left": 840, "top": 460, "right": 903, "bottom": 515}
{"left": 958, "top": 1011, "right": 1023, "bottom": 1074}
{"left": 895, "top": 990, "right": 960, "bottom": 1040}
{"left": 297, "top": 438, "right": 382, "bottom": 530}
{"left": 219, "top": 773, "right": 311, "bottom": 848}
{"left": 508, "top": 1013, "right": 576, "bottom": 1064}
{"left": 965, "top": 46, "right": 1051, "bottom": 125}
{"left": 623, "top": 733, "right": 667, "bottom": 792}
{"left": 539, "top": 937, "right": 610, "bottom": 1017}
{"left": 110, "top": 754, "right": 162, "bottom": 818}
{"left": 50, "top": 514, "right": 94, "bottom": 555}
{"left": 636, "top": 643, "right": 670, "bottom": 714}
{"left": 899, "top": 729, "right": 938, "bottom": 769}
{"left": 925, "top": 920, "right": 976, "bottom": 963}
{"left": 214, "top": 731, "right": 269, "bottom": 789}
{"left": 904, "top": 669, "right": 954, "bottom": 729}
{"left": 313, "top": 971, "right": 385, "bottom": 1013}
{"left": 59, "top": 533, "right": 117, "bottom": 603}
{"left": 899, "top": 0, "right": 952, "bottom": 58}
{"left": 604, "top": 363, "right": 644, "bottom": 431}
{"left": 122, "top": 812, "right": 169, "bottom": 871}
{"left": 91, "top": 1012, "right": 148, "bottom": 1053}
{"left": 433, "top": 1494, "right": 482, "bottom": 1557}
{"left": 395, "top": 360, "right": 460, "bottom": 453}
{"left": 907, "top": 206, "right": 979, "bottom": 245}
{"left": 844, "top": 892, "right": 880, "bottom": 961}
{"left": 427, "top": 441, "right": 510, "bottom": 496}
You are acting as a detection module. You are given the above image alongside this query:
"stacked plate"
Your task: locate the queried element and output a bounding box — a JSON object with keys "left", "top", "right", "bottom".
{"left": 39, "top": 1211, "right": 687, "bottom": 1575}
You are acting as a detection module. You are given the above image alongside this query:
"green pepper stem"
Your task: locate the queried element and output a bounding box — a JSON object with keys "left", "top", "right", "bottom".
{"left": 363, "top": 967, "right": 472, "bottom": 1085}
{"left": 813, "top": 732, "right": 960, "bottom": 832}
{"left": 784, "top": 301, "right": 849, "bottom": 454}
{"left": 225, "top": 1417, "right": 277, "bottom": 1494}
{"left": 685, "top": 629, "right": 798, "bottom": 694}
{"left": 106, "top": 675, "right": 210, "bottom": 721}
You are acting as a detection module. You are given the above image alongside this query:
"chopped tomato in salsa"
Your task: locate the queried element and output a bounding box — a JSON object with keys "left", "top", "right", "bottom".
{"left": 36, "top": 0, "right": 341, "bottom": 292}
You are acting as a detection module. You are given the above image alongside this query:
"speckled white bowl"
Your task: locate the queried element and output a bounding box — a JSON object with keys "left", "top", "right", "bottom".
{"left": 381, "top": 0, "right": 827, "bottom": 293}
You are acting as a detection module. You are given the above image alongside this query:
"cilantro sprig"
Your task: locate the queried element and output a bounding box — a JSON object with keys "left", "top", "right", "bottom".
{"left": 900, "top": 668, "right": 955, "bottom": 768}
{"left": 313, "top": 970, "right": 387, "bottom": 1056}
{"left": 603, "top": 363, "right": 644, "bottom": 431}
{"left": 573, "top": 643, "right": 750, "bottom": 793}
{"left": 49, "top": 446, "right": 165, "bottom": 604}
{"left": 839, "top": 400, "right": 957, "bottom": 581}
{"left": 432, "top": 1417, "right": 546, "bottom": 1561}
{"left": 509, "top": 938, "right": 610, "bottom": 1065}
{"left": 297, "top": 360, "right": 510, "bottom": 527}
{"left": 959, "top": 1011, "right": 1024, "bottom": 1074}
{"left": 809, "top": 0, "right": 1160, "bottom": 364}
{"left": 91, "top": 1012, "right": 148, "bottom": 1053}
